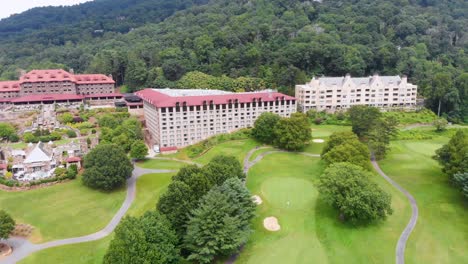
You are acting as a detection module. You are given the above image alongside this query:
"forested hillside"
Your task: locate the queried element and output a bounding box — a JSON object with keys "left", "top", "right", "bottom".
{"left": 0, "top": 0, "right": 466, "bottom": 122}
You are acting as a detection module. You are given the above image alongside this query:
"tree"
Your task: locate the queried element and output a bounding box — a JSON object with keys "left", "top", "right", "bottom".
{"left": 434, "top": 130, "right": 468, "bottom": 176}
{"left": 203, "top": 155, "right": 245, "bottom": 186}
{"left": 318, "top": 163, "right": 393, "bottom": 224}
{"left": 348, "top": 106, "right": 382, "bottom": 138}
{"left": 367, "top": 116, "right": 398, "bottom": 160}
{"left": 104, "top": 211, "right": 180, "bottom": 264}
{"left": 157, "top": 181, "right": 195, "bottom": 237}
{"left": 273, "top": 113, "right": 311, "bottom": 151}
{"left": 322, "top": 141, "right": 371, "bottom": 170}
{"left": 453, "top": 172, "right": 468, "bottom": 199}
{"left": 321, "top": 131, "right": 361, "bottom": 156}
{"left": 82, "top": 144, "right": 133, "bottom": 191}
{"left": 0, "top": 123, "right": 15, "bottom": 141}
{"left": 58, "top": 112, "right": 74, "bottom": 124}
{"left": 252, "top": 112, "right": 281, "bottom": 144}
{"left": 130, "top": 140, "right": 148, "bottom": 160}
{"left": 184, "top": 178, "right": 255, "bottom": 263}
{"left": 0, "top": 210, "right": 15, "bottom": 239}
{"left": 433, "top": 118, "right": 448, "bottom": 132}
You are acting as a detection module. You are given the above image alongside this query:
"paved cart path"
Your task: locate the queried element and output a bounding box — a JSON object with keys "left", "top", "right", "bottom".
{"left": 1, "top": 167, "right": 176, "bottom": 264}
{"left": 372, "top": 160, "right": 418, "bottom": 264}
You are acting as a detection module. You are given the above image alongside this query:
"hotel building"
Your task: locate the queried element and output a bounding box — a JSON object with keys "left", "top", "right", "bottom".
{"left": 0, "top": 69, "right": 121, "bottom": 105}
{"left": 136, "top": 89, "right": 296, "bottom": 150}
{"left": 295, "top": 74, "right": 418, "bottom": 112}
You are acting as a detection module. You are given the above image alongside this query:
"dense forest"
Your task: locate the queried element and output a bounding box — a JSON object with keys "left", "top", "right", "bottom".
{"left": 0, "top": 0, "right": 466, "bottom": 122}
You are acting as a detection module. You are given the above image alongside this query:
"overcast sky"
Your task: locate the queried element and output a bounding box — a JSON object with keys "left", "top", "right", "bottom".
{"left": 0, "top": 0, "right": 92, "bottom": 19}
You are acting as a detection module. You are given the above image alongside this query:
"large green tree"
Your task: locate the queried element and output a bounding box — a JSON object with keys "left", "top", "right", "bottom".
{"left": 184, "top": 178, "right": 255, "bottom": 263}
{"left": 104, "top": 211, "right": 180, "bottom": 264}
{"left": 130, "top": 140, "right": 148, "bottom": 160}
{"left": 252, "top": 112, "right": 281, "bottom": 144}
{"left": 273, "top": 113, "right": 312, "bottom": 151}
{"left": 0, "top": 123, "right": 16, "bottom": 141}
{"left": 203, "top": 155, "right": 245, "bottom": 186}
{"left": 348, "top": 106, "right": 382, "bottom": 138}
{"left": 82, "top": 144, "right": 133, "bottom": 191}
{"left": 453, "top": 172, "right": 468, "bottom": 199}
{"left": 321, "top": 131, "right": 361, "bottom": 156}
{"left": 322, "top": 141, "right": 371, "bottom": 170}
{"left": 0, "top": 210, "right": 15, "bottom": 239}
{"left": 434, "top": 130, "right": 468, "bottom": 176}
{"left": 318, "top": 163, "right": 393, "bottom": 224}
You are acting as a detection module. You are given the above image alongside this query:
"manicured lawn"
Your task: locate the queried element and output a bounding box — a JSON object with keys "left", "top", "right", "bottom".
{"left": 19, "top": 237, "right": 112, "bottom": 264}
{"left": 379, "top": 139, "right": 468, "bottom": 263}
{"left": 194, "top": 139, "right": 260, "bottom": 165}
{"left": 248, "top": 147, "right": 274, "bottom": 162}
{"left": 0, "top": 178, "right": 126, "bottom": 243}
{"left": 238, "top": 152, "right": 410, "bottom": 264}
{"left": 127, "top": 172, "right": 174, "bottom": 216}
{"left": 137, "top": 159, "right": 187, "bottom": 170}
{"left": 20, "top": 171, "right": 176, "bottom": 264}
{"left": 310, "top": 124, "right": 351, "bottom": 138}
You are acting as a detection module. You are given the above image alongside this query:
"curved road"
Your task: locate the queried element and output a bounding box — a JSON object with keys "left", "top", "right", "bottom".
{"left": 372, "top": 160, "right": 418, "bottom": 264}
{"left": 2, "top": 167, "right": 177, "bottom": 264}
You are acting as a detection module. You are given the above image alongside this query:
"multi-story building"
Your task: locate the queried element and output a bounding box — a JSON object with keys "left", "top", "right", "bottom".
{"left": 136, "top": 88, "right": 296, "bottom": 151}
{"left": 0, "top": 69, "right": 120, "bottom": 105}
{"left": 295, "top": 74, "right": 418, "bottom": 112}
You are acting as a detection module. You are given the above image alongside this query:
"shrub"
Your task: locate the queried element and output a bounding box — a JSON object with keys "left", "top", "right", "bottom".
{"left": 66, "top": 130, "right": 77, "bottom": 138}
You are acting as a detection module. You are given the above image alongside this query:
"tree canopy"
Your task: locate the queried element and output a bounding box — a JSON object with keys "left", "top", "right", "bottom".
{"left": 0, "top": 210, "right": 15, "bottom": 239}
{"left": 252, "top": 112, "right": 281, "bottom": 144}
{"left": 0, "top": 0, "right": 466, "bottom": 120}
{"left": 318, "top": 163, "right": 393, "bottom": 224}
{"left": 273, "top": 112, "right": 312, "bottom": 151}
{"left": 434, "top": 130, "right": 468, "bottom": 176}
{"left": 130, "top": 140, "right": 148, "bottom": 160}
{"left": 104, "top": 211, "right": 180, "bottom": 264}
{"left": 82, "top": 144, "right": 133, "bottom": 190}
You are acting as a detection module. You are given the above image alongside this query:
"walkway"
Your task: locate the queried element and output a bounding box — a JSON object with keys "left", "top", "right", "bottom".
{"left": 372, "top": 160, "right": 418, "bottom": 264}
{"left": 1, "top": 167, "right": 176, "bottom": 264}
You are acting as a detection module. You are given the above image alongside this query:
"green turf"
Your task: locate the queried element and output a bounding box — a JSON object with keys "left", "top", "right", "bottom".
{"left": 137, "top": 159, "right": 187, "bottom": 170}
{"left": 127, "top": 172, "right": 174, "bottom": 217}
{"left": 310, "top": 124, "right": 352, "bottom": 138}
{"left": 19, "top": 172, "right": 175, "bottom": 264}
{"left": 248, "top": 147, "right": 274, "bottom": 162}
{"left": 19, "top": 237, "right": 112, "bottom": 264}
{"left": 238, "top": 152, "right": 410, "bottom": 264}
{"left": 194, "top": 139, "right": 260, "bottom": 165}
{"left": 378, "top": 139, "right": 468, "bottom": 264}
{"left": 0, "top": 177, "right": 125, "bottom": 243}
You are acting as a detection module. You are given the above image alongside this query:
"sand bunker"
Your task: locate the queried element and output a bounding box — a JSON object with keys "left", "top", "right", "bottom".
{"left": 313, "top": 139, "right": 325, "bottom": 143}
{"left": 263, "top": 217, "right": 281, "bottom": 231}
{"left": 252, "top": 195, "right": 263, "bottom": 205}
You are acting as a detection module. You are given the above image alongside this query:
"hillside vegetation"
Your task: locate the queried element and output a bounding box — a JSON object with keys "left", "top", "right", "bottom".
{"left": 0, "top": 0, "right": 466, "bottom": 121}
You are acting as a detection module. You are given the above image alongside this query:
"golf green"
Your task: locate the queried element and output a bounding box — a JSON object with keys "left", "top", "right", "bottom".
{"left": 261, "top": 177, "right": 317, "bottom": 210}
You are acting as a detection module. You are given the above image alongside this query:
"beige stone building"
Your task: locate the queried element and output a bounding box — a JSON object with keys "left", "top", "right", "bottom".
{"left": 136, "top": 89, "right": 296, "bottom": 151}
{"left": 295, "top": 74, "right": 418, "bottom": 112}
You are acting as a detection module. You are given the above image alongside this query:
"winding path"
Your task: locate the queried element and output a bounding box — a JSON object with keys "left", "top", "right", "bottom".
{"left": 371, "top": 160, "right": 418, "bottom": 264}
{"left": 1, "top": 167, "right": 177, "bottom": 264}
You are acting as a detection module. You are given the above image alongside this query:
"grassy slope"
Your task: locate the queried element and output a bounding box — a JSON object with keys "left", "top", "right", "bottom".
{"left": 194, "top": 139, "right": 260, "bottom": 165}
{"left": 0, "top": 177, "right": 125, "bottom": 243}
{"left": 238, "top": 152, "right": 409, "bottom": 264}
{"left": 379, "top": 139, "right": 468, "bottom": 263}
{"left": 137, "top": 159, "right": 186, "bottom": 170}
{"left": 20, "top": 172, "right": 175, "bottom": 264}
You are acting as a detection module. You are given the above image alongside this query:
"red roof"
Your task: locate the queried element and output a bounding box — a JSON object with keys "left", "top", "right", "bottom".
{"left": 0, "top": 164, "right": 7, "bottom": 169}
{"left": 84, "top": 93, "right": 123, "bottom": 98}
{"left": 10, "top": 94, "right": 84, "bottom": 103}
{"left": 74, "top": 74, "right": 115, "bottom": 84}
{"left": 17, "top": 69, "right": 115, "bottom": 85}
{"left": 66, "top": 157, "right": 82, "bottom": 163}
{"left": 135, "top": 89, "right": 296, "bottom": 108}
{"left": 0, "top": 81, "right": 21, "bottom": 92}
{"left": 160, "top": 146, "right": 178, "bottom": 152}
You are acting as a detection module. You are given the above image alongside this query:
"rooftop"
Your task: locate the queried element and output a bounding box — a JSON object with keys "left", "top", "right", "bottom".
{"left": 24, "top": 143, "right": 52, "bottom": 164}
{"left": 136, "top": 88, "right": 296, "bottom": 108}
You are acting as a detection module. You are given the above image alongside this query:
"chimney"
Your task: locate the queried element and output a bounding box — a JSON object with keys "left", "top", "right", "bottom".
{"left": 401, "top": 75, "right": 408, "bottom": 84}
{"left": 19, "top": 69, "right": 27, "bottom": 78}
{"left": 69, "top": 68, "right": 74, "bottom": 74}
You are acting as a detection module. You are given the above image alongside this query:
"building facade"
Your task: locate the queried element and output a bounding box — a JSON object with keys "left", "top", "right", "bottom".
{"left": 136, "top": 89, "right": 296, "bottom": 150}
{"left": 295, "top": 74, "right": 418, "bottom": 112}
{"left": 0, "top": 69, "right": 119, "bottom": 105}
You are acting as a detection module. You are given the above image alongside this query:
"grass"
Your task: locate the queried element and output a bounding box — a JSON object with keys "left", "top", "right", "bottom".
{"left": 194, "top": 139, "right": 260, "bottom": 165}
{"left": 310, "top": 124, "right": 351, "bottom": 138}
{"left": 19, "top": 237, "right": 112, "bottom": 264}
{"left": 0, "top": 177, "right": 126, "bottom": 243}
{"left": 137, "top": 159, "right": 187, "bottom": 170}
{"left": 238, "top": 152, "right": 409, "bottom": 263}
{"left": 248, "top": 147, "right": 274, "bottom": 162}
{"left": 379, "top": 139, "right": 468, "bottom": 263}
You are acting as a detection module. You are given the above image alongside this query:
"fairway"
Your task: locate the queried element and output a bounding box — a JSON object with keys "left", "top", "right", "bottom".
{"left": 194, "top": 139, "right": 260, "bottom": 164}
{"left": 239, "top": 151, "right": 410, "bottom": 264}
{"left": 137, "top": 159, "right": 187, "bottom": 170}
{"left": 0, "top": 178, "right": 126, "bottom": 243}
{"left": 379, "top": 139, "right": 468, "bottom": 263}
